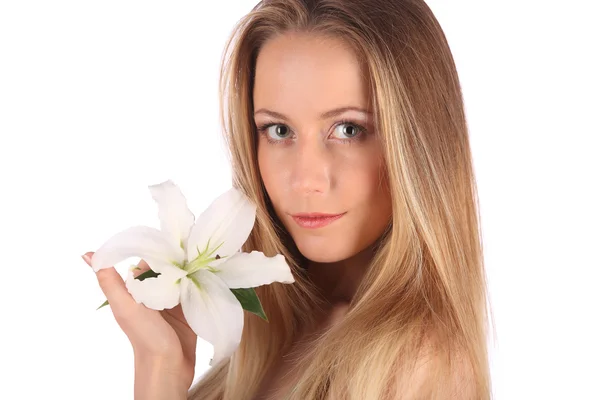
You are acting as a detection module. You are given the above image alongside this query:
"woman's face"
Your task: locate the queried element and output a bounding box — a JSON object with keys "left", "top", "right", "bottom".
{"left": 254, "top": 32, "right": 392, "bottom": 263}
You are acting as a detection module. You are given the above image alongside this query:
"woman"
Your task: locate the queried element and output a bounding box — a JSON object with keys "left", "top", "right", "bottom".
{"left": 82, "top": 0, "right": 492, "bottom": 398}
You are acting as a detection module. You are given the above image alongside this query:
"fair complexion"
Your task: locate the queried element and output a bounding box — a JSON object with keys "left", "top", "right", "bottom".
{"left": 81, "top": 30, "right": 392, "bottom": 400}
{"left": 253, "top": 31, "right": 393, "bottom": 399}
{"left": 82, "top": 253, "right": 195, "bottom": 400}
{"left": 254, "top": 31, "right": 392, "bottom": 306}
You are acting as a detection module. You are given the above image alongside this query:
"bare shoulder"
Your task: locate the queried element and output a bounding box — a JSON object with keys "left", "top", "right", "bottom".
{"left": 399, "top": 337, "right": 478, "bottom": 400}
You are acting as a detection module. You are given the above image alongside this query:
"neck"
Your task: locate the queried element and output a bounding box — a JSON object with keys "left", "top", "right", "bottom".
{"left": 305, "top": 243, "right": 376, "bottom": 305}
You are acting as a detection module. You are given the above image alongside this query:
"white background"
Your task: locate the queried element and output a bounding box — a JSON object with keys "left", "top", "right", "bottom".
{"left": 0, "top": 1, "right": 598, "bottom": 399}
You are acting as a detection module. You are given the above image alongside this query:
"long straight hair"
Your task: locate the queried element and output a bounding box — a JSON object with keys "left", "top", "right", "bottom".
{"left": 189, "top": 1, "right": 492, "bottom": 398}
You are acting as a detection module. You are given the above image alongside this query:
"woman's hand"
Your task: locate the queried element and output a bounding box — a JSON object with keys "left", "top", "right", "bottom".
{"left": 82, "top": 251, "right": 197, "bottom": 400}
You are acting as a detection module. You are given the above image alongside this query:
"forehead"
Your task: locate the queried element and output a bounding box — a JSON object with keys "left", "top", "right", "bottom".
{"left": 253, "top": 32, "right": 370, "bottom": 115}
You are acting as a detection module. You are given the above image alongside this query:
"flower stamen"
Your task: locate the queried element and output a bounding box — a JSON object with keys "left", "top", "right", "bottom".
{"left": 183, "top": 240, "right": 228, "bottom": 275}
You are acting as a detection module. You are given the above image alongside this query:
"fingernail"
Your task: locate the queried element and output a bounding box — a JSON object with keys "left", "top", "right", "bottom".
{"left": 81, "top": 253, "right": 92, "bottom": 266}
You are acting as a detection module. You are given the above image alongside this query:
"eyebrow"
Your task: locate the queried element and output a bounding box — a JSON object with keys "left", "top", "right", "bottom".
{"left": 254, "top": 106, "right": 372, "bottom": 120}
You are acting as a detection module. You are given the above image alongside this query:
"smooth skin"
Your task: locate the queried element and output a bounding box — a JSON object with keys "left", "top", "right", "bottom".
{"left": 82, "top": 253, "right": 196, "bottom": 400}
{"left": 83, "top": 31, "right": 392, "bottom": 400}
{"left": 253, "top": 31, "right": 392, "bottom": 399}
{"left": 255, "top": 32, "right": 392, "bottom": 305}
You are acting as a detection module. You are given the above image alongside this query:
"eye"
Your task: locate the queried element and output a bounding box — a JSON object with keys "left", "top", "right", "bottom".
{"left": 260, "top": 123, "right": 292, "bottom": 141}
{"left": 331, "top": 122, "right": 364, "bottom": 140}
{"left": 257, "top": 120, "right": 367, "bottom": 144}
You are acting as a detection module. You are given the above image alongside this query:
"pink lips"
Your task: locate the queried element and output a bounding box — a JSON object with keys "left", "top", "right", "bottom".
{"left": 291, "top": 212, "right": 346, "bottom": 229}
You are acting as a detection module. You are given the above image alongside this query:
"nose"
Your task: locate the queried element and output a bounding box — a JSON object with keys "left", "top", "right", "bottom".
{"left": 290, "top": 138, "right": 331, "bottom": 196}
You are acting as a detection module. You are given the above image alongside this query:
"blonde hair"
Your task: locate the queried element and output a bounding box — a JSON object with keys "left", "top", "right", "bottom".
{"left": 189, "top": 0, "right": 492, "bottom": 398}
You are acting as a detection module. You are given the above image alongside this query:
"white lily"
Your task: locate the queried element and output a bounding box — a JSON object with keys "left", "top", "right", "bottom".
{"left": 91, "top": 180, "right": 295, "bottom": 365}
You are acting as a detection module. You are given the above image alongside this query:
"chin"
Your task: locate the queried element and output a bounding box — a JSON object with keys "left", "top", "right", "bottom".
{"left": 293, "top": 237, "right": 353, "bottom": 264}
{"left": 301, "top": 252, "right": 343, "bottom": 263}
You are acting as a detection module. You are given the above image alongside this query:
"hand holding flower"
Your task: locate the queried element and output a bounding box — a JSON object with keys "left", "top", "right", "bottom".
{"left": 83, "top": 180, "right": 294, "bottom": 396}
{"left": 83, "top": 253, "right": 197, "bottom": 400}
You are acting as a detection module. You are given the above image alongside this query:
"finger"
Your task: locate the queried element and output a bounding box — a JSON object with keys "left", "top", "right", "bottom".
{"left": 131, "top": 258, "right": 151, "bottom": 279}
{"left": 82, "top": 251, "right": 137, "bottom": 310}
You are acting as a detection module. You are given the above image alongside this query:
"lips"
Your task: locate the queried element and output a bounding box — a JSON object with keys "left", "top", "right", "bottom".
{"left": 290, "top": 212, "right": 346, "bottom": 229}
{"left": 292, "top": 212, "right": 343, "bottom": 218}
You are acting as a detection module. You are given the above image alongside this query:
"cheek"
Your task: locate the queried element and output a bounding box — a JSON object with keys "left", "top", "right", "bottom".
{"left": 338, "top": 152, "right": 391, "bottom": 244}
{"left": 257, "top": 142, "right": 391, "bottom": 263}
{"left": 344, "top": 156, "right": 392, "bottom": 227}
{"left": 257, "top": 144, "right": 287, "bottom": 211}
{"left": 340, "top": 149, "right": 389, "bottom": 204}
{"left": 367, "top": 161, "right": 392, "bottom": 226}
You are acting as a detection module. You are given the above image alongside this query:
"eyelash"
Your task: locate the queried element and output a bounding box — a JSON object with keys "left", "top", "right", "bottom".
{"left": 256, "top": 119, "right": 368, "bottom": 145}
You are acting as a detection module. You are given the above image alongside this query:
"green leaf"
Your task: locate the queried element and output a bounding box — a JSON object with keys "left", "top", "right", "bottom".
{"left": 135, "top": 269, "right": 161, "bottom": 281}
{"left": 96, "top": 269, "right": 161, "bottom": 310}
{"left": 96, "top": 300, "right": 109, "bottom": 310}
{"left": 230, "top": 288, "right": 268, "bottom": 322}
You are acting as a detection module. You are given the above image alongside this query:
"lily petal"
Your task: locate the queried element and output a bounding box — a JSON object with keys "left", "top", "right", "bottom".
{"left": 91, "top": 226, "right": 185, "bottom": 273}
{"left": 180, "top": 270, "right": 244, "bottom": 366}
{"left": 125, "top": 265, "right": 186, "bottom": 310}
{"left": 149, "top": 180, "right": 195, "bottom": 251}
{"left": 213, "top": 251, "right": 295, "bottom": 289}
{"left": 186, "top": 188, "right": 256, "bottom": 262}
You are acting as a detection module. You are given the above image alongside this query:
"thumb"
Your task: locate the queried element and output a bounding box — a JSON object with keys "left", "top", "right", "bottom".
{"left": 82, "top": 251, "right": 137, "bottom": 311}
